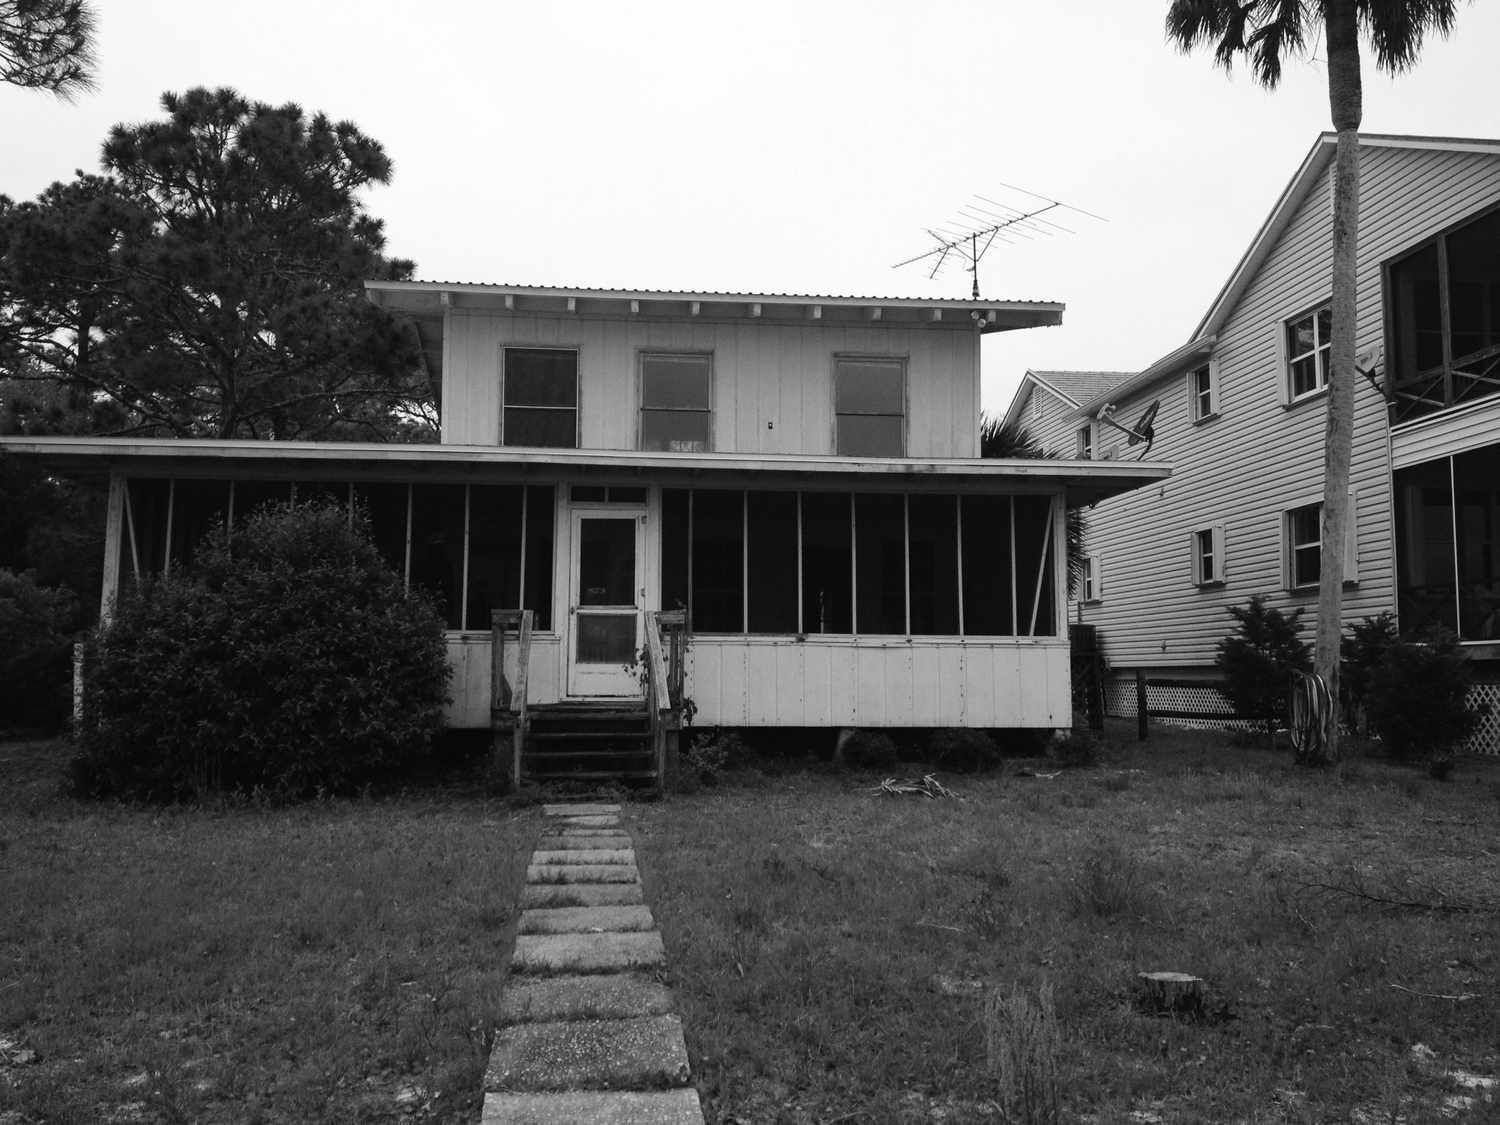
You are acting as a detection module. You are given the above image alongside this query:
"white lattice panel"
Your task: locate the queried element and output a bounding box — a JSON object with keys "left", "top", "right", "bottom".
{"left": 1103, "top": 677, "right": 1261, "bottom": 733}
{"left": 1464, "top": 682, "right": 1500, "bottom": 756}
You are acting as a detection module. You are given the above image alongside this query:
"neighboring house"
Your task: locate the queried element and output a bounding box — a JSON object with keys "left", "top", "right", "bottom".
{"left": 2, "top": 284, "right": 1167, "bottom": 773}
{"left": 1007, "top": 133, "right": 1500, "bottom": 748}
{"left": 1001, "top": 370, "right": 1136, "bottom": 460}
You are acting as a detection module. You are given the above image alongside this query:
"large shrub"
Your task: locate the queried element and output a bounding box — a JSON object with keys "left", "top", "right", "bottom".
{"left": 1340, "top": 613, "right": 1399, "bottom": 734}
{"left": 1364, "top": 631, "right": 1478, "bottom": 763}
{"left": 1215, "top": 597, "right": 1311, "bottom": 735}
{"left": 73, "top": 501, "right": 450, "bottom": 800}
{"left": 0, "top": 568, "right": 82, "bottom": 733}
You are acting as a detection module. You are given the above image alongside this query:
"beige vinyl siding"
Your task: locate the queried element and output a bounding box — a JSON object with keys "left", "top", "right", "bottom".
{"left": 1080, "top": 144, "right": 1500, "bottom": 669}
{"left": 1392, "top": 392, "right": 1500, "bottom": 468}
{"left": 1022, "top": 385, "right": 1088, "bottom": 457}
{"left": 442, "top": 311, "right": 979, "bottom": 457}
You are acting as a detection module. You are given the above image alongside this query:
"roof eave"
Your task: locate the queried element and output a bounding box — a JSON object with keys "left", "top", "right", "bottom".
{"left": 1075, "top": 336, "right": 1217, "bottom": 418}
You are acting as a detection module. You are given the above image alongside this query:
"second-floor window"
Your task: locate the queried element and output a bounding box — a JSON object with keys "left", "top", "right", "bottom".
{"left": 1285, "top": 305, "right": 1332, "bottom": 401}
{"left": 503, "top": 347, "right": 578, "bottom": 448}
{"left": 1192, "top": 525, "right": 1224, "bottom": 586}
{"left": 1075, "top": 425, "right": 1093, "bottom": 459}
{"left": 1081, "top": 553, "right": 1101, "bottom": 603}
{"left": 1189, "top": 363, "right": 1217, "bottom": 421}
{"left": 835, "top": 357, "right": 905, "bottom": 457}
{"left": 640, "top": 353, "right": 712, "bottom": 452}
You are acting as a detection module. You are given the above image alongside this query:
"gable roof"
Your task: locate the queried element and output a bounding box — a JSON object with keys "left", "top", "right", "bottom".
{"left": 1074, "top": 132, "right": 1500, "bottom": 417}
{"left": 1000, "top": 369, "right": 1135, "bottom": 432}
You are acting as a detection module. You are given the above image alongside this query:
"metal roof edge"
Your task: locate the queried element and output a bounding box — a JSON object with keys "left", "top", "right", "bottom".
{"left": 1074, "top": 336, "right": 1217, "bottom": 417}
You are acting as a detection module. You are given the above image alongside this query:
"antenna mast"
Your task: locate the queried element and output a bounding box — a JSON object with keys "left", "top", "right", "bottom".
{"left": 893, "top": 184, "right": 1105, "bottom": 299}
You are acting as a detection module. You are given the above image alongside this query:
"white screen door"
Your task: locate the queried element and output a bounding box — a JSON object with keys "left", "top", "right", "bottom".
{"left": 567, "top": 510, "right": 645, "bottom": 696}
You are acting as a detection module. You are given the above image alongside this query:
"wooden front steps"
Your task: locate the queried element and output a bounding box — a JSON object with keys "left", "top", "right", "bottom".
{"left": 522, "top": 701, "right": 656, "bottom": 786}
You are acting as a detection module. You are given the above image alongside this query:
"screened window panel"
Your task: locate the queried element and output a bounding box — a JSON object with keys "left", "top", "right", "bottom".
{"left": 1012, "top": 495, "right": 1056, "bottom": 636}
{"left": 124, "top": 478, "right": 170, "bottom": 579}
{"left": 1453, "top": 444, "right": 1500, "bottom": 640}
{"left": 353, "top": 483, "right": 409, "bottom": 579}
{"left": 1395, "top": 461, "right": 1458, "bottom": 635}
{"left": 233, "top": 481, "right": 290, "bottom": 526}
{"left": 641, "top": 355, "right": 710, "bottom": 409}
{"left": 907, "top": 494, "right": 959, "bottom": 635}
{"left": 961, "top": 495, "right": 1015, "bottom": 636}
{"left": 691, "top": 490, "right": 744, "bottom": 632}
{"left": 409, "top": 484, "right": 466, "bottom": 628}
{"left": 504, "top": 349, "right": 578, "bottom": 406}
{"left": 523, "top": 485, "right": 555, "bottom": 631}
{"left": 576, "top": 615, "right": 636, "bottom": 663}
{"left": 855, "top": 493, "right": 906, "bottom": 634}
{"left": 169, "top": 479, "right": 230, "bottom": 569}
{"left": 1391, "top": 243, "right": 1444, "bottom": 375}
{"left": 1447, "top": 209, "right": 1500, "bottom": 362}
{"left": 465, "top": 485, "right": 524, "bottom": 630}
{"left": 747, "top": 491, "right": 799, "bottom": 634}
{"left": 503, "top": 407, "right": 576, "bottom": 448}
{"left": 801, "top": 492, "right": 853, "bottom": 634}
{"left": 578, "top": 519, "right": 636, "bottom": 606}
{"left": 641, "top": 410, "right": 711, "bottom": 452}
{"left": 836, "top": 414, "right": 904, "bottom": 458}
{"left": 660, "top": 489, "right": 691, "bottom": 615}
{"left": 835, "top": 361, "right": 904, "bottom": 414}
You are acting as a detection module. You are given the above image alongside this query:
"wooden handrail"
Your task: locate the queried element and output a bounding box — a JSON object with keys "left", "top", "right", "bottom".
{"left": 644, "top": 610, "right": 672, "bottom": 716}
{"left": 490, "top": 608, "right": 533, "bottom": 787}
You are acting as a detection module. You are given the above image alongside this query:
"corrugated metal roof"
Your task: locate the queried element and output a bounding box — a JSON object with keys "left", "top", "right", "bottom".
{"left": 375, "top": 279, "right": 1062, "bottom": 307}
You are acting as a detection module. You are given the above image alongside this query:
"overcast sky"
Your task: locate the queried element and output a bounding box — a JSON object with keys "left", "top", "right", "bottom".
{"left": 3, "top": 0, "right": 1495, "bottom": 417}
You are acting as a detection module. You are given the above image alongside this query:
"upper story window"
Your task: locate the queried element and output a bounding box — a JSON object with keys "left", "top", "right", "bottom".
{"left": 1192, "top": 525, "right": 1224, "bottom": 586}
{"left": 1285, "top": 306, "right": 1331, "bottom": 402}
{"left": 503, "top": 348, "right": 578, "bottom": 448}
{"left": 640, "top": 353, "right": 712, "bottom": 452}
{"left": 1075, "top": 425, "right": 1093, "bottom": 459}
{"left": 1388, "top": 206, "right": 1500, "bottom": 423}
{"left": 1189, "top": 363, "right": 1217, "bottom": 421}
{"left": 1080, "top": 553, "right": 1101, "bottom": 603}
{"left": 834, "top": 357, "right": 905, "bottom": 457}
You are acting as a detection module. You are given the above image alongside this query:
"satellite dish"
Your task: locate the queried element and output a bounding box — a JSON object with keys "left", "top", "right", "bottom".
{"left": 1096, "top": 400, "right": 1160, "bottom": 460}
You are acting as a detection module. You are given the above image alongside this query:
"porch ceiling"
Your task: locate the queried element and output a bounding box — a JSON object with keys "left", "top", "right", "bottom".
{"left": 0, "top": 437, "right": 1169, "bottom": 507}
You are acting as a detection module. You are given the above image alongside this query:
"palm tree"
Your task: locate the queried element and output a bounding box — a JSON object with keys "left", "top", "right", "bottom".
{"left": 1165, "top": 0, "right": 1460, "bottom": 764}
{"left": 979, "top": 414, "right": 1088, "bottom": 599}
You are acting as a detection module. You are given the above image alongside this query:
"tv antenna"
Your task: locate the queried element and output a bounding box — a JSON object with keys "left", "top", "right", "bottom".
{"left": 892, "top": 183, "right": 1105, "bottom": 299}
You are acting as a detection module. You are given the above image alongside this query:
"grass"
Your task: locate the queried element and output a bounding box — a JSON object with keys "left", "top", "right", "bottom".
{"left": 0, "top": 737, "right": 536, "bottom": 1124}
{"left": 634, "top": 723, "right": 1500, "bottom": 1124}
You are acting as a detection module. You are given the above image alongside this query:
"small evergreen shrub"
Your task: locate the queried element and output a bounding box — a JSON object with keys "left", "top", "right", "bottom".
{"left": 73, "top": 501, "right": 450, "bottom": 801}
{"left": 0, "top": 568, "right": 82, "bottom": 732}
{"left": 1049, "top": 729, "right": 1102, "bottom": 769}
{"left": 676, "top": 729, "right": 744, "bottom": 792}
{"left": 1340, "top": 613, "right": 1399, "bottom": 734}
{"left": 840, "top": 729, "right": 899, "bottom": 770}
{"left": 1215, "top": 597, "right": 1311, "bottom": 735}
{"left": 928, "top": 728, "right": 999, "bottom": 772}
{"left": 1365, "top": 631, "right": 1477, "bottom": 764}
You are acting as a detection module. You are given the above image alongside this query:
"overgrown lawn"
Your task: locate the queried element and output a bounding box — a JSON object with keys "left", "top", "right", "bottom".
{"left": 0, "top": 739, "right": 535, "bottom": 1124}
{"left": 636, "top": 727, "right": 1500, "bottom": 1123}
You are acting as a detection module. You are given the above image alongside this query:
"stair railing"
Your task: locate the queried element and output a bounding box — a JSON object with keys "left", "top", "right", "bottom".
{"left": 490, "top": 608, "right": 534, "bottom": 786}
{"left": 643, "top": 610, "right": 688, "bottom": 788}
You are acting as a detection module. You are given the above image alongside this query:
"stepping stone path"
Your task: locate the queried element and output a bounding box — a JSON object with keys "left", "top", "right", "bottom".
{"left": 483, "top": 803, "right": 705, "bottom": 1125}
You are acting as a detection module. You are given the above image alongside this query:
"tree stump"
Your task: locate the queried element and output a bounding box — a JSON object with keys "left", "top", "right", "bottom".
{"left": 1135, "top": 971, "right": 1204, "bottom": 1018}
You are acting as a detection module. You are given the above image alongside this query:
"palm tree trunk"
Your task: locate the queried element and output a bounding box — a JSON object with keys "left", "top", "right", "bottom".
{"left": 1311, "top": 0, "right": 1363, "bottom": 765}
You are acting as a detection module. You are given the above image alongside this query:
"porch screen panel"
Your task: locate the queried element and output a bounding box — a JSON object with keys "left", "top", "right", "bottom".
{"left": 801, "top": 492, "right": 853, "bottom": 634}
{"left": 961, "top": 495, "right": 1015, "bottom": 636}
{"left": 1455, "top": 445, "right": 1500, "bottom": 640}
{"left": 523, "top": 485, "right": 555, "bottom": 631}
{"left": 1447, "top": 209, "right": 1500, "bottom": 366}
{"left": 169, "top": 479, "right": 230, "bottom": 570}
{"left": 855, "top": 493, "right": 906, "bottom": 634}
{"left": 409, "top": 484, "right": 465, "bottom": 628}
{"left": 691, "top": 490, "right": 744, "bottom": 632}
{"left": 907, "top": 494, "right": 959, "bottom": 635}
{"left": 746, "top": 491, "right": 798, "bottom": 634}
{"left": 1012, "top": 495, "right": 1057, "bottom": 636}
{"left": 465, "top": 485, "right": 524, "bottom": 630}
{"left": 1395, "top": 460, "right": 1457, "bottom": 635}
{"left": 661, "top": 488, "right": 690, "bottom": 615}
{"left": 353, "top": 483, "right": 410, "bottom": 579}
{"left": 233, "top": 481, "right": 290, "bottom": 526}
{"left": 124, "top": 479, "right": 170, "bottom": 579}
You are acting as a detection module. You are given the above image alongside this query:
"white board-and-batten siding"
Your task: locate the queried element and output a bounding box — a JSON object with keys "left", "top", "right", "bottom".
{"left": 1080, "top": 144, "right": 1500, "bottom": 671}
{"left": 440, "top": 311, "right": 979, "bottom": 458}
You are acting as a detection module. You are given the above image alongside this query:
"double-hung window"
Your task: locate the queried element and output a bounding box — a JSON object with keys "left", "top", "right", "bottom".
{"left": 834, "top": 357, "right": 905, "bottom": 457}
{"left": 1285, "top": 306, "right": 1332, "bottom": 401}
{"left": 640, "top": 353, "right": 712, "bottom": 452}
{"left": 1075, "top": 425, "right": 1093, "bottom": 459}
{"left": 1081, "top": 553, "right": 1102, "bottom": 603}
{"left": 1286, "top": 503, "right": 1322, "bottom": 589}
{"left": 503, "top": 348, "right": 578, "bottom": 448}
{"left": 1189, "top": 363, "right": 1217, "bottom": 421}
{"left": 1192, "top": 525, "right": 1225, "bottom": 586}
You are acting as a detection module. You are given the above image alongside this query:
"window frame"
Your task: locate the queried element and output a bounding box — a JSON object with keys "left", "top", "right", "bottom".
{"left": 833, "top": 354, "right": 907, "bottom": 458}
{"left": 1075, "top": 424, "right": 1093, "bottom": 459}
{"left": 500, "top": 345, "right": 580, "bottom": 449}
{"left": 1283, "top": 304, "right": 1332, "bottom": 404}
{"left": 1187, "top": 361, "right": 1218, "bottom": 423}
{"left": 1192, "top": 524, "right": 1225, "bottom": 587}
{"left": 637, "top": 350, "right": 714, "bottom": 453}
{"left": 1284, "top": 493, "right": 1359, "bottom": 593}
{"left": 1080, "top": 552, "right": 1102, "bottom": 604}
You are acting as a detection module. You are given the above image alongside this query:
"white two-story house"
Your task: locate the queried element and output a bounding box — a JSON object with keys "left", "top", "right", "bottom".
{"left": 1008, "top": 133, "right": 1500, "bottom": 750}
{"left": 5, "top": 283, "right": 1170, "bottom": 779}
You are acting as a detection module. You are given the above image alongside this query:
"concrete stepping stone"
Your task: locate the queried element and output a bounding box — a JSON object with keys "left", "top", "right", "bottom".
{"left": 552, "top": 815, "right": 619, "bottom": 828}
{"left": 531, "top": 849, "right": 635, "bottom": 866}
{"left": 542, "top": 803, "right": 621, "bottom": 817}
{"left": 528, "top": 863, "right": 639, "bottom": 884}
{"left": 485, "top": 1014, "right": 691, "bottom": 1092}
{"left": 512, "top": 931, "right": 665, "bottom": 975}
{"left": 519, "top": 905, "right": 655, "bottom": 935}
{"left": 482, "top": 1088, "right": 704, "bottom": 1125}
{"left": 498, "top": 973, "right": 677, "bottom": 1026}
{"left": 521, "top": 883, "right": 645, "bottom": 909}
{"left": 537, "top": 834, "right": 632, "bottom": 851}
